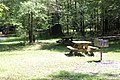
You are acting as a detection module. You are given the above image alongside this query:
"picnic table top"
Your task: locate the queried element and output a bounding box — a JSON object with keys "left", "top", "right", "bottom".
{"left": 72, "top": 41, "right": 91, "bottom": 44}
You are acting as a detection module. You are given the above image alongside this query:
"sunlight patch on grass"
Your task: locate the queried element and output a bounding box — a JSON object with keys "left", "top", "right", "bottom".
{"left": 0, "top": 41, "right": 23, "bottom": 44}
{"left": 39, "top": 39, "right": 59, "bottom": 43}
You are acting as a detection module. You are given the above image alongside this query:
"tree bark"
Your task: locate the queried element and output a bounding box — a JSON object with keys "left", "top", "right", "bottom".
{"left": 28, "top": 12, "right": 35, "bottom": 44}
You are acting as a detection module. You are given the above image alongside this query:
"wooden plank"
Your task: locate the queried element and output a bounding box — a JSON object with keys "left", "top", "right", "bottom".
{"left": 88, "top": 46, "right": 99, "bottom": 50}
{"left": 67, "top": 46, "right": 78, "bottom": 51}
{"left": 72, "top": 41, "right": 91, "bottom": 44}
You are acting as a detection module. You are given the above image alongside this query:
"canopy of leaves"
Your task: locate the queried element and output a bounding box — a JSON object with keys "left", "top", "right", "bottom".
{"left": 1, "top": 0, "right": 120, "bottom": 37}
{"left": 18, "top": 0, "right": 48, "bottom": 28}
{"left": 0, "top": 3, "right": 9, "bottom": 17}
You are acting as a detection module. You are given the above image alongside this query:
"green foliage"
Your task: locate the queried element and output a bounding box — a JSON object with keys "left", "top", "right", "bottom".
{"left": 0, "top": 3, "right": 9, "bottom": 17}
{"left": 0, "top": 0, "right": 120, "bottom": 39}
{"left": 18, "top": 0, "right": 48, "bottom": 26}
{"left": 54, "top": 0, "right": 120, "bottom": 35}
{"left": 0, "top": 3, "right": 9, "bottom": 26}
{"left": 17, "top": 0, "right": 49, "bottom": 38}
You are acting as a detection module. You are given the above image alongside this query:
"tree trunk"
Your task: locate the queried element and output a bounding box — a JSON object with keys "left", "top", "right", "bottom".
{"left": 28, "top": 12, "right": 35, "bottom": 44}
{"left": 66, "top": 0, "right": 70, "bottom": 34}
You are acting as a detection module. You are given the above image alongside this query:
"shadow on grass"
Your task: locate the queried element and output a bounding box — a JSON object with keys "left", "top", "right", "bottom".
{"left": 0, "top": 42, "right": 26, "bottom": 52}
{"left": 39, "top": 42, "right": 68, "bottom": 52}
{"left": 65, "top": 52, "right": 86, "bottom": 57}
{"left": 35, "top": 71, "right": 107, "bottom": 80}
{"left": 87, "top": 60, "right": 102, "bottom": 63}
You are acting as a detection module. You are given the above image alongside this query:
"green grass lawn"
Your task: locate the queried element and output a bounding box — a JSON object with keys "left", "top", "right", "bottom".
{"left": 0, "top": 37, "right": 120, "bottom": 80}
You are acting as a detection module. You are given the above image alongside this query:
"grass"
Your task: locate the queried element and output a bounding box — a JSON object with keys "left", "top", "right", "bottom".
{"left": 0, "top": 37, "right": 120, "bottom": 80}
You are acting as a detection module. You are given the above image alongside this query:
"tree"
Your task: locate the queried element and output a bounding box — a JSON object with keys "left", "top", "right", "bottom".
{"left": 1, "top": 0, "right": 120, "bottom": 41}
{"left": 0, "top": 3, "right": 9, "bottom": 26}
{"left": 18, "top": 0, "right": 48, "bottom": 43}
{"left": 0, "top": 3, "right": 8, "bottom": 17}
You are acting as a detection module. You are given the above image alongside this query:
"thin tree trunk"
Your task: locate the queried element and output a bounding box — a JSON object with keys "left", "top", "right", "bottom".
{"left": 66, "top": 0, "right": 70, "bottom": 34}
{"left": 28, "top": 12, "right": 35, "bottom": 44}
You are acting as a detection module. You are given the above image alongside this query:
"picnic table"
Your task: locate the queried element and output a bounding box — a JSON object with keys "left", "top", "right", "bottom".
{"left": 67, "top": 41, "right": 98, "bottom": 56}
{"left": 66, "top": 38, "right": 109, "bottom": 62}
{"left": 56, "top": 36, "right": 73, "bottom": 45}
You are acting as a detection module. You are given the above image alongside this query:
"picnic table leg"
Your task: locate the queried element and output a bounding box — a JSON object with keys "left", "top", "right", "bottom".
{"left": 89, "top": 51, "right": 94, "bottom": 56}
{"left": 69, "top": 50, "right": 79, "bottom": 56}
{"left": 85, "top": 49, "right": 94, "bottom": 56}
{"left": 68, "top": 50, "right": 74, "bottom": 56}
{"left": 69, "top": 50, "right": 73, "bottom": 54}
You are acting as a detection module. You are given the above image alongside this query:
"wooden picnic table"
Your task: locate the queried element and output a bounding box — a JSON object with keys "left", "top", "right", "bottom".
{"left": 67, "top": 41, "right": 97, "bottom": 56}
{"left": 72, "top": 41, "right": 91, "bottom": 51}
{"left": 66, "top": 39, "right": 109, "bottom": 62}
{"left": 56, "top": 36, "right": 73, "bottom": 45}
